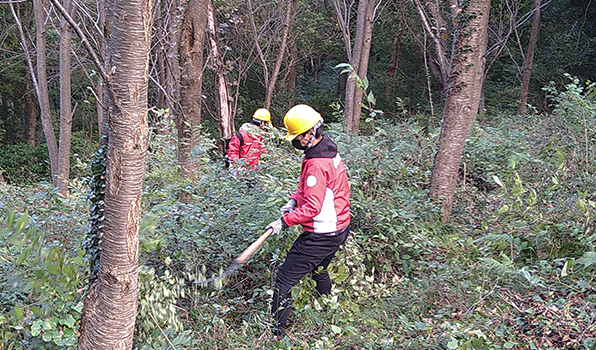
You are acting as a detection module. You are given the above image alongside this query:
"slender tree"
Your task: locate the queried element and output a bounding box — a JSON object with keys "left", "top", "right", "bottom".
{"left": 428, "top": 0, "right": 491, "bottom": 221}
{"left": 246, "top": 0, "right": 295, "bottom": 109}
{"left": 207, "top": 0, "right": 235, "bottom": 142}
{"left": 263, "top": 0, "right": 293, "bottom": 110}
{"left": 517, "top": 0, "right": 541, "bottom": 115}
{"left": 24, "top": 81, "right": 37, "bottom": 147}
{"left": 77, "top": 0, "right": 154, "bottom": 348}
{"left": 33, "top": 0, "right": 59, "bottom": 186}
{"left": 332, "top": 0, "right": 382, "bottom": 134}
{"left": 57, "top": 0, "right": 77, "bottom": 196}
{"left": 286, "top": 33, "right": 298, "bottom": 107}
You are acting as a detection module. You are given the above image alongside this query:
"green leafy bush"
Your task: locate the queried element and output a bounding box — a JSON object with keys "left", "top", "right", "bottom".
{"left": 2, "top": 89, "right": 596, "bottom": 349}
{"left": 0, "top": 144, "right": 50, "bottom": 185}
{"left": 0, "top": 209, "right": 86, "bottom": 350}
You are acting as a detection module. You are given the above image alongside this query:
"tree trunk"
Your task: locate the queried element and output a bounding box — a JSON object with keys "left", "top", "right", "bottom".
{"left": 97, "top": 0, "right": 106, "bottom": 145}
{"left": 150, "top": 0, "right": 168, "bottom": 115}
{"left": 428, "top": 0, "right": 490, "bottom": 222}
{"left": 9, "top": 3, "right": 38, "bottom": 146}
{"left": 287, "top": 34, "right": 298, "bottom": 107}
{"left": 207, "top": 0, "right": 234, "bottom": 145}
{"left": 385, "top": 33, "right": 402, "bottom": 103}
{"left": 517, "top": 0, "right": 541, "bottom": 116}
{"left": 33, "top": 0, "right": 59, "bottom": 186}
{"left": 1, "top": 96, "right": 8, "bottom": 127}
{"left": 156, "top": 46, "right": 166, "bottom": 111}
{"left": 76, "top": 0, "right": 153, "bottom": 348}
{"left": 351, "top": 0, "right": 376, "bottom": 133}
{"left": 344, "top": 0, "right": 367, "bottom": 133}
{"left": 57, "top": 0, "right": 76, "bottom": 197}
{"left": 247, "top": 0, "right": 270, "bottom": 91}
{"left": 25, "top": 83, "right": 37, "bottom": 147}
{"left": 263, "top": 0, "right": 293, "bottom": 110}
{"left": 412, "top": 0, "right": 450, "bottom": 89}
{"left": 177, "top": 0, "right": 208, "bottom": 179}
{"left": 344, "top": 0, "right": 377, "bottom": 134}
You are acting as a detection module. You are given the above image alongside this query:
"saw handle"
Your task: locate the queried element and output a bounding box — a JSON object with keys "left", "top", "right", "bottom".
{"left": 233, "top": 228, "right": 274, "bottom": 264}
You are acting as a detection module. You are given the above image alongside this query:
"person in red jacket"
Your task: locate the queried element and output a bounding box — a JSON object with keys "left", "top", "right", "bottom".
{"left": 226, "top": 108, "right": 270, "bottom": 171}
{"left": 265, "top": 104, "right": 350, "bottom": 337}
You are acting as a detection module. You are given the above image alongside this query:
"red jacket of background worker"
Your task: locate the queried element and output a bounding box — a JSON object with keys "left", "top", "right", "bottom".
{"left": 226, "top": 123, "right": 265, "bottom": 167}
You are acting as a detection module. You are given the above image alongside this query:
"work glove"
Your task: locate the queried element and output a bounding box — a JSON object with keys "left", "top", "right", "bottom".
{"left": 266, "top": 218, "right": 286, "bottom": 235}
{"left": 230, "top": 165, "right": 240, "bottom": 178}
{"left": 280, "top": 198, "right": 297, "bottom": 215}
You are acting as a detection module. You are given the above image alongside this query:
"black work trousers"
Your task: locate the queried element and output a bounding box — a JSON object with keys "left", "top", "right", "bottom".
{"left": 271, "top": 225, "right": 350, "bottom": 331}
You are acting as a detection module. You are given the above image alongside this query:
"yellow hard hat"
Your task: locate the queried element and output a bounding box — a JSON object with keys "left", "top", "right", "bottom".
{"left": 253, "top": 108, "right": 271, "bottom": 122}
{"left": 283, "top": 104, "right": 323, "bottom": 141}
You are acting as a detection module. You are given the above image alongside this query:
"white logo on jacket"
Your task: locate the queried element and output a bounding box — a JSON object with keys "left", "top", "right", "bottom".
{"left": 333, "top": 154, "right": 341, "bottom": 169}
{"left": 306, "top": 175, "right": 317, "bottom": 187}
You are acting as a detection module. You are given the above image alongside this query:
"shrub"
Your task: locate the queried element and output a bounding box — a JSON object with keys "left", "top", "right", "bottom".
{"left": 0, "top": 144, "right": 50, "bottom": 185}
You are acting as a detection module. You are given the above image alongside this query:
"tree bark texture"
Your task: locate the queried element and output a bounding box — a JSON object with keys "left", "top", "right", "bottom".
{"left": 177, "top": 0, "right": 208, "bottom": 179}
{"left": 517, "top": 0, "right": 541, "bottom": 116}
{"left": 57, "top": 0, "right": 76, "bottom": 196}
{"left": 97, "top": 0, "right": 106, "bottom": 145}
{"left": 33, "top": 0, "right": 59, "bottom": 186}
{"left": 207, "top": 0, "right": 234, "bottom": 141}
{"left": 263, "top": 0, "right": 293, "bottom": 110}
{"left": 428, "top": 0, "right": 491, "bottom": 222}
{"left": 77, "top": 0, "right": 153, "bottom": 348}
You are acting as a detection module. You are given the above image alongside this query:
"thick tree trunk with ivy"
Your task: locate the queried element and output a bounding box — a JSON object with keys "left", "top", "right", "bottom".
{"left": 57, "top": 0, "right": 76, "bottom": 196}
{"left": 207, "top": 0, "right": 234, "bottom": 143}
{"left": 33, "top": 0, "right": 59, "bottom": 186}
{"left": 428, "top": 0, "right": 490, "bottom": 222}
{"left": 518, "top": 0, "right": 541, "bottom": 116}
{"left": 77, "top": 0, "right": 153, "bottom": 348}
{"left": 177, "top": 0, "right": 208, "bottom": 179}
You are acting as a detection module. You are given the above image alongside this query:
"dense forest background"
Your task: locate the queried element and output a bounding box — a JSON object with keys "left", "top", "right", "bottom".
{"left": 0, "top": 0, "right": 596, "bottom": 349}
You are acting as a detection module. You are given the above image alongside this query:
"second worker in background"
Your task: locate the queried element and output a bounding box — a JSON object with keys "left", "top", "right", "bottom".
{"left": 226, "top": 108, "right": 271, "bottom": 172}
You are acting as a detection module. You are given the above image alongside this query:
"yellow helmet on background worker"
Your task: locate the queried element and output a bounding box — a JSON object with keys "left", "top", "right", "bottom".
{"left": 253, "top": 108, "right": 271, "bottom": 122}
{"left": 283, "top": 104, "right": 323, "bottom": 141}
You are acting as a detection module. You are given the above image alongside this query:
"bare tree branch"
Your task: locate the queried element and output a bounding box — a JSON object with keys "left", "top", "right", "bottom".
{"left": 9, "top": 1, "right": 41, "bottom": 104}
{"left": 48, "top": 0, "right": 107, "bottom": 84}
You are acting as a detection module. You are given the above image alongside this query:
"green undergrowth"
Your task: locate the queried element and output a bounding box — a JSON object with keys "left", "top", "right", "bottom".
{"left": 1, "top": 79, "right": 595, "bottom": 349}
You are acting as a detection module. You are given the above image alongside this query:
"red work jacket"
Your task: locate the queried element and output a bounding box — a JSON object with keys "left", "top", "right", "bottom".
{"left": 282, "top": 135, "right": 350, "bottom": 233}
{"left": 227, "top": 123, "right": 265, "bottom": 167}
